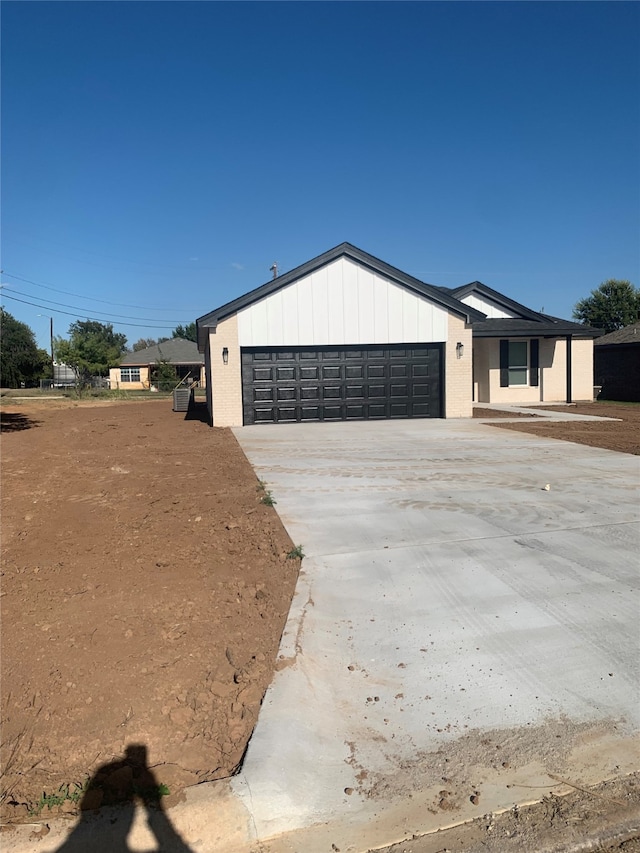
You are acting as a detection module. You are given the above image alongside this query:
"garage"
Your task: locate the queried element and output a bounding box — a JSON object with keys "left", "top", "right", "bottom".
{"left": 241, "top": 344, "right": 443, "bottom": 424}
{"left": 197, "top": 243, "right": 476, "bottom": 427}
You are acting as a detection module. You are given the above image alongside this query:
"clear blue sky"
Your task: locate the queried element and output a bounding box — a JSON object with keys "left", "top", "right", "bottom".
{"left": 2, "top": 1, "right": 639, "bottom": 351}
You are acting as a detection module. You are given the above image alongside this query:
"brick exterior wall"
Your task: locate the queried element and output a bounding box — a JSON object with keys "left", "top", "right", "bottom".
{"left": 208, "top": 315, "right": 244, "bottom": 427}
{"left": 595, "top": 344, "right": 640, "bottom": 402}
{"left": 445, "top": 315, "right": 473, "bottom": 417}
{"left": 473, "top": 337, "right": 594, "bottom": 404}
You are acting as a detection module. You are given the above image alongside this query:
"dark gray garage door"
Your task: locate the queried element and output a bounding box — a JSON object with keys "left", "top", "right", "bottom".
{"left": 241, "top": 344, "right": 443, "bottom": 424}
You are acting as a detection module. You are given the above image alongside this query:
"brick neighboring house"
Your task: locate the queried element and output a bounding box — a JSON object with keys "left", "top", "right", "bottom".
{"left": 594, "top": 321, "right": 640, "bottom": 402}
{"left": 196, "top": 242, "right": 601, "bottom": 427}
{"left": 110, "top": 338, "right": 205, "bottom": 390}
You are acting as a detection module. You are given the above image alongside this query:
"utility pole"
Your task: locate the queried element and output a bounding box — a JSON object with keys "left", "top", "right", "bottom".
{"left": 38, "top": 314, "right": 55, "bottom": 386}
{"left": 49, "top": 316, "right": 54, "bottom": 382}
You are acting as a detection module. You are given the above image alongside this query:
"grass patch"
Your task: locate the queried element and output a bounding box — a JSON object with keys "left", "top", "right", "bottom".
{"left": 260, "top": 490, "right": 276, "bottom": 506}
{"left": 28, "top": 780, "right": 90, "bottom": 815}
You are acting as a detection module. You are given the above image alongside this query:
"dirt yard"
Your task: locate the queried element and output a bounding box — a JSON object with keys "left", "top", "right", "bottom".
{"left": 476, "top": 402, "right": 640, "bottom": 455}
{"left": 0, "top": 399, "right": 299, "bottom": 821}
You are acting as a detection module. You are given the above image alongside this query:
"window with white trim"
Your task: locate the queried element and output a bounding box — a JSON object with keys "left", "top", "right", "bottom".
{"left": 120, "top": 368, "right": 141, "bottom": 383}
{"left": 508, "top": 341, "right": 528, "bottom": 385}
{"left": 500, "top": 339, "right": 539, "bottom": 388}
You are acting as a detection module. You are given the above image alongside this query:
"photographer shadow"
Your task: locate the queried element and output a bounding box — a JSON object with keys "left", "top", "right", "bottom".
{"left": 55, "top": 744, "right": 194, "bottom": 852}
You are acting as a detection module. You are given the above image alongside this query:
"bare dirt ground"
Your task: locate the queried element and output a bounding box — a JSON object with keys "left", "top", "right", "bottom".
{"left": 376, "top": 773, "right": 640, "bottom": 853}
{"left": 0, "top": 398, "right": 298, "bottom": 822}
{"left": 477, "top": 402, "right": 640, "bottom": 455}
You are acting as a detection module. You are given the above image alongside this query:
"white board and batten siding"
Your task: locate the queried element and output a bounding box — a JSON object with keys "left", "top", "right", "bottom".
{"left": 460, "top": 293, "right": 519, "bottom": 319}
{"left": 237, "top": 257, "right": 449, "bottom": 347}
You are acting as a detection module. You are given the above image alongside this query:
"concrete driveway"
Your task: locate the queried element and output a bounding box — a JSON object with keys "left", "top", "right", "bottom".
{"left": 230, "top": 418, "right": 639, "bottom": 852}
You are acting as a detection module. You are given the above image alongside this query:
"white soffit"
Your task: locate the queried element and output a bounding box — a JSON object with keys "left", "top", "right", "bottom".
{"left": 460, "top": 293, "right": 519, "bottom": 319}
{"left": 237, "top": 257, "right": 449, "bottom": 347}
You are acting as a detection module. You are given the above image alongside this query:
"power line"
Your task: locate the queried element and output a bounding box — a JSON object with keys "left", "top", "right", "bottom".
{"left": 0, "top": 293, "right": 182, "bottom": 330}
{"left": 1, "top": 270, "right": 203, "bottom": 313}
{"left": 3, "top": 286, "right": 193, "bottom": 324}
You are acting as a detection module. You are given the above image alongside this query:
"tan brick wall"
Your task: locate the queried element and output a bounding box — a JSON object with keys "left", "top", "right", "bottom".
{"left": 476, "top": 337, "right": 594, "bottom": 404}
{"left": 445, "top": 316, "right": 473, "bottom": 417}
{"left": 571, "top": 339, "right": 594, "bottom": 400}
{"left": 473, "top": 339, "right": 491, "bottom": 402}
{"left": 208, "top": 315, "right": 243, "bottom": 427}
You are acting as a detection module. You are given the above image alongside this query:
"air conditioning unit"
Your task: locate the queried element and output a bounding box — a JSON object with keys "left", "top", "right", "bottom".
{"left": 172, "top": 388, "right": 193, "bottom": 412}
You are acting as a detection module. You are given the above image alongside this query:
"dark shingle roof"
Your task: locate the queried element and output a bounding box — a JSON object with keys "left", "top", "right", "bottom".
{"left": 120, "top": 338, "right": 203, "bottom": 365}
{"left": 471, "top": 315, "right": 601, "bottom": 338}
{"left": 594, "top": 321, "right": 640, "bottom": 346}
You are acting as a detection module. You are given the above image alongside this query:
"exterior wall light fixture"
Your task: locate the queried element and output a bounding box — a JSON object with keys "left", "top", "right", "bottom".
{"left": 456, "top": 342, "right": 464, "bottom": 359}
{"left": 222, "top": 347, "right": 229, "bottom": 365}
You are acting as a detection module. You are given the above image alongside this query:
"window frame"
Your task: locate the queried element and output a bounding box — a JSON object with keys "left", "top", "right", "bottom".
{"left": 499, "top": 339, "right": 539, "bottom": 388}
{"left": 120, "top": 367, "right": 141, "bottom": 383}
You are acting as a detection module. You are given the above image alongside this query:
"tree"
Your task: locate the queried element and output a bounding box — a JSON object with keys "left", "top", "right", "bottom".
{"left": 0, "top": 309, "right": 50, "bottom": 387}
{"left": 132, "top": 337, "right": 157, "bottom": 352}
{"left": 151, "top": 359, "right": 177, "bottom": 391}
{"left": 573, "top": 280, "right": 640, "bottom": 334}
{"left": 172, "top": 322, "right": 196, "bottom": 342}
{"left": 55, "top": 320, "right": 128, "bottom": 386}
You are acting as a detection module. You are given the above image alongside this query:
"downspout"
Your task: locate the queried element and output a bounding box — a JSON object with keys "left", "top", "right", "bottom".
{"left": 565, "top": 335, "right": 572, "bottom": 403}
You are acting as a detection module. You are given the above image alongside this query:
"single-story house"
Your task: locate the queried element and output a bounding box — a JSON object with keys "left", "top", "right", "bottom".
{"left": 110, "top": 338, "right": 205, "bottom": 390}
{"left": 196, "top": 243, "right": 601, "bottom": 427}
{"left": 594, "top": 321, "right": 640, "bottom": 402}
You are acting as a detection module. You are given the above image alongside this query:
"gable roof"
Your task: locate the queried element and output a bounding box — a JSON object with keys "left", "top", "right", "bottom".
{"left": 445, "top": 281, "right": 602, "bottom": 339}
{"left": 447, "top": 281, "right": 543, "bottom": 322}
{"left": 594, "top": 321, "right": 640, "bottom": 346}
{"left": 196, "top": 242, "right": 483, "bottom": 350}
{"left": 120, "top": 338, "right": 203, "bottom": 366}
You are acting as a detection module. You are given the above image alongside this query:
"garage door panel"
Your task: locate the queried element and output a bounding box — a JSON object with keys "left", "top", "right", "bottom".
{"left": 253, "top": 367, "right": 273, "bottom": 381}
{"left": 301, "top": 406, "right": 321, "bottom": 420}
{"left": 390, "top": 403, "right": 409, "bottom": 416}
{"left": 368, "top": 404, "right": 387, "bottom": 418}
{"left": 254, "top": 388, "right": 274, "bottom": 402}
{"left": 369, "top": 385, "right": 386, "bottom": 398}
{"left": 277, "top": 387, "right": 296, "bottom": 401}
{"left": 323, "top": 386, "right": 342, "bottom": 399}
{"left": 322, "top": 366, "right": 341, "bottom": 379}
{"left": 367, "top": 365, "right": 386, "bottom": 378}
{"left": 301, "top": 386, "right": 319, "bottom": 400}
{"left": 242, "top": 344, "right": 442, "bottom": 424}
{"left": 255, "top": 408, "right": 276, "bottom": 422}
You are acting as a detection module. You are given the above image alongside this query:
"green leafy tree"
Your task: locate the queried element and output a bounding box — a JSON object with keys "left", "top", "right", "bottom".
{"left": 132, "top": 336, "right": 170, "bottom": 351}
{"left": 132, "top": 337, "right": 157, "bottom": 352}
{"left": 573, "top": 280, "right": 640, "bottom": 334}
{"left": 55, "top": 320, "right": 128, "bottom": 386}
{"left": 0, "top": 309, "right": 50, "bottom": 387}
{"left": 152, "top": 358, "right": 178, "bottom": 391}
{"left": 172, "top": 322, "right": 196, "bottom": 342}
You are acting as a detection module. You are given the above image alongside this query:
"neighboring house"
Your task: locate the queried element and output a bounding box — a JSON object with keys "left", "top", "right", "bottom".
{"left": 594, "top": 321, "right": 640, "bottom": 402}
{"left": 196, "top": 243, "right": 601, "bottom": 427}
{"left": 110, "top": 338, "right": 205, "bottom": 390}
